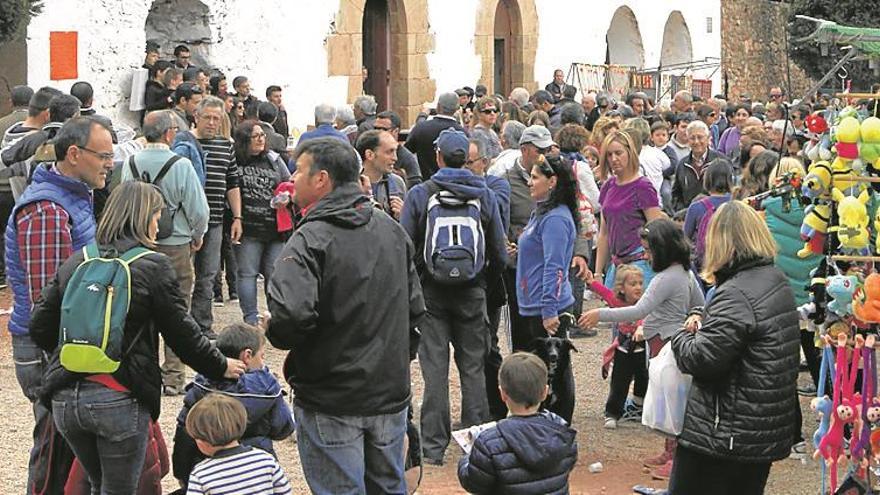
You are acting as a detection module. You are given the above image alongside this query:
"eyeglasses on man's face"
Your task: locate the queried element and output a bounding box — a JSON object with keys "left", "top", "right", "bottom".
{"left": 76, "top": 145, "right": 114, "bottom": 162}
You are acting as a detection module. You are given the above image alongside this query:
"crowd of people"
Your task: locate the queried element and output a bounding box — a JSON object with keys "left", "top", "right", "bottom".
{"left": 0, "top": 37, "right": 848, "bottom": 494}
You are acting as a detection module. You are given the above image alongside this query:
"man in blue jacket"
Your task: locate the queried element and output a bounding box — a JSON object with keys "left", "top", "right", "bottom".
{"left": 400, "top": 128, "right": 508, "bottom": 465}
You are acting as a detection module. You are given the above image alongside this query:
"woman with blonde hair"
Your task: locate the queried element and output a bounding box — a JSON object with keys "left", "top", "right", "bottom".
{"left": 29, "top": 182, "right": 245, "bottom": 493}
{"left": 670, "top": 200, "right": 799, "bottom": 494}
{"left": 590, "top": 116, "right": 619, "bottom": 149}
{"left": 588, "top": 131, "right": 664, "bottom": 289}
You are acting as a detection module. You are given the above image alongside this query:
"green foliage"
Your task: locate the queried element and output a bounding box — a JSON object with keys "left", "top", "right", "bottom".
{"left": 788, "top": 0, "right": 880, "bottom": 91}
{"left": 0, "top": 0, "right": 43, "bottom": 44}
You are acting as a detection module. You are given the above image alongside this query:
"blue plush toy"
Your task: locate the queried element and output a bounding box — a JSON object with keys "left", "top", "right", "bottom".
{"left": 826, "top": 274, "right": 859, "bottom": 316}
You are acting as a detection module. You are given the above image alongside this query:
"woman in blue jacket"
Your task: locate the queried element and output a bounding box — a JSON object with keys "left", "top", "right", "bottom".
{"left": 516, "top": 153, "right": 580, "bottom": 422}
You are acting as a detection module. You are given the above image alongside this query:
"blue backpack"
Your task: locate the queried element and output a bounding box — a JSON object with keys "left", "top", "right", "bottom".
{"left": 58, "top": 244, "right": 154, "bottom": 374}
{"left": 422, "top": 180, "right": 485, "bottom": 284}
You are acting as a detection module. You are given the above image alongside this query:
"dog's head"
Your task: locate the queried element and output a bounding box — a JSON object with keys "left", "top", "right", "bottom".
{"left": 528, "top": 336, "right": 578, "bottom": 369}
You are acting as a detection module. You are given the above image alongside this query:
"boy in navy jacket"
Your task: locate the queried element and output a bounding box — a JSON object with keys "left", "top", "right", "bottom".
{"left": 172, "top": 323, "right": 294, "bottom": 486}
{"left": 458, "top": 353, "right": 578, "bottom": 494}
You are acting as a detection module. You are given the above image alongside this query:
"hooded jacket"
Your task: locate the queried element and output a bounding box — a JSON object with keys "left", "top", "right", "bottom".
{"left": 671, "top": 258, "right": 799, "bottom": 463}
{"left": 266, "top": 183, "right": 426, "bottom": 416}
{"left": 400, "top": 167, "right": 508, "bottom": 287}
{"left": 763, "top": 196, "right": 821, "bottom": 306}
{"left": 29, "top": 238, "right": 228, "bottom": 419}
{"left": 172, "top": 368, "right": 294, "bottom": 483}
{"left": 458, "top": 411, "right": 578, "bottom": 494}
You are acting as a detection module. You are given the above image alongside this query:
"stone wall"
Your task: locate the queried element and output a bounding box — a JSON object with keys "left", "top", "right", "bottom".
{"left": 721, "top": 0, "right": 813, "bottom": 101}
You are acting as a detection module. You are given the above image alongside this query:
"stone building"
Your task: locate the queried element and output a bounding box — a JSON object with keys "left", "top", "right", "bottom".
{"left": 720, "top": 0, "right": 813, "bottom": 102}
{"left": 12, "top": 0, "right": 721, "bottom": 130}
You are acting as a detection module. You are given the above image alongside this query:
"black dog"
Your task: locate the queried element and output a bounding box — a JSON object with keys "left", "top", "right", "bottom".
{"left": 528, "top": 330, "right": 578, "bottom": 423}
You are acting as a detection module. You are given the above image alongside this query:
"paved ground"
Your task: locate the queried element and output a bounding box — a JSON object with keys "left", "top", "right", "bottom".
{"left": 0, "top": 287, "right": 828, "bottom": 494}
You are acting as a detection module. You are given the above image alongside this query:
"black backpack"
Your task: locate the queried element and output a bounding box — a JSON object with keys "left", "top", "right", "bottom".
{"left": 128, "top": 155, "right": 181, "bottom": 240}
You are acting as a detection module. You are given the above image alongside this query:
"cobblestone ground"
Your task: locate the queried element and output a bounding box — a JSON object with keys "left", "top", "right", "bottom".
{"left": 1, "top": 288, "right": 826, "bottom": 494}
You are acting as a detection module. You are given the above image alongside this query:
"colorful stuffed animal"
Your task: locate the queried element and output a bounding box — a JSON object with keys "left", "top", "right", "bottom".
{"left": 854, "top": 273, "right": 880, "bottom": 323}
{"left": 851, "top": 335, "right": 876, "bottom": 466}
{"left": 802, "top": 160, "right": 833, "bottom": 200}
{"left": 798, "top": 203, "right": 831, "bottom": 258}
{"left": 830, "top": 157, "right": 861, "bottom": 195}
{"left": 860, "top": 116, "right": 880, "bottom": 164}
{"left": 830, "top": 188, "right": 870, "bottom": 253}
{"left": 815, "top": 333, "right": 862, "bottom": 492}
{"left": 835, "top": 115, "right": 862, "bottom": 160}
{"left": 826, "top": 273, "right": 859, "bottom": 316}
{"left": 805, "top": 112, "right": 833, "bottom": 162}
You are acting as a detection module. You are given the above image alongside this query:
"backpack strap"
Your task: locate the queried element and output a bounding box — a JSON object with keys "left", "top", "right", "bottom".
{"left": 83, "top": 243, "right": 100, "bottom": 262}
{"left": 699, "top": 197, "right": 715, "bottom": 215}
{"left": 153, "top": 155, "right": 182, "bottom": 186}
{"left": 423, "top": 179, "right": 440, "bottom": 197}
{"left": 127, "top": 155, "right": 139, "bottom": 180}
{"left": 118, "top": 246, "right": 155, "bottom": 265}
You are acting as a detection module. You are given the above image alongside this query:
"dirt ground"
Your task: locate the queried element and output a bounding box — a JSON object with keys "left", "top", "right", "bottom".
{"left": 0, "top": 287, "right": 828, "bottom": 494}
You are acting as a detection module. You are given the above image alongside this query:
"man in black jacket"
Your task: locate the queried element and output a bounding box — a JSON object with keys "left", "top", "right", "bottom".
{"left": 405, "top": 92, "right": 464, "bottom": 178}
{"left": 266, "top": 137, "right": 425, "bottom": 494}
{"left": 670, "top": 120, "right": 720, "bottom": 214}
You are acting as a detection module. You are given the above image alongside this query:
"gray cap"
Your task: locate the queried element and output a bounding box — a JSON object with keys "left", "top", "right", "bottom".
{"left": 519, "top": 125, "right": 556, "bottom": 149}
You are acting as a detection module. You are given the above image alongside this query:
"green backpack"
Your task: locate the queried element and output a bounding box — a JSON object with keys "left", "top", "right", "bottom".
{"left": 58, "top": 243, "right": 154, "bottom": 374}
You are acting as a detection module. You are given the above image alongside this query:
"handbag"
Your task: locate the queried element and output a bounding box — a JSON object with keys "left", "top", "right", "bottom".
{"left": 642, "top": 341, "right": 692, "bottom": 436}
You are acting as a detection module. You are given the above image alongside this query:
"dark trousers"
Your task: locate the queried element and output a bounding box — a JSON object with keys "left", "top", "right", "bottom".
{"left": 0, "top": 190, "right": 14, "bottom": 281}
{"left": 419, "top": 283, "right": 490, "bottom": 460}
{"left": 502, "top": 268, "right": 531, "bottom": 352}
{"left": 668, "top": 445, "right": 771, "bottom": 495}
{"left": 801, "top": 330, "right": 820, "bottom": 387}
{"left": 605, "top": 348, "right": 648, "bottom": 419}
{"left": 484, "top": 305, "right": 507, "bottom": 421}
{"left": 212, "top": 213, "right": 238, "bottom": 300}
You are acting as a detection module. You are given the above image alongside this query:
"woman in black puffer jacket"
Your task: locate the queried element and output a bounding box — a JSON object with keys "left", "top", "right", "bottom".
{"left": 669, "top": 200, "right": 799, "bottom": 495}
{"left": 30, "top": 182, "right": 246, "bottom": 494}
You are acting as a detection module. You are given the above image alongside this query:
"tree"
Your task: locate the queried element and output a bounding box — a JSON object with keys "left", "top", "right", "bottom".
{"left": 788, "top": 0, "right": 880, "bottom": 91}
{"left": 0, "top": 0, "right": 43, "bottom": 44}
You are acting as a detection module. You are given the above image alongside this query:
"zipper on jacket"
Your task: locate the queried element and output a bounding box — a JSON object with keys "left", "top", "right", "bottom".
{"left": 714, "top": 394, "right": 720, "bottom": 430}
{"left": 102, "top": 286, "right": 114, "bottom": 351}
{"left": 729, "top": 436, "right": 734, "bottom": 450}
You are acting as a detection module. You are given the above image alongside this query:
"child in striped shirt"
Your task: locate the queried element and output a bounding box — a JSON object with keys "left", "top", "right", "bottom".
{"left": 186, "top": 393, "right": 292, "bottom": 495}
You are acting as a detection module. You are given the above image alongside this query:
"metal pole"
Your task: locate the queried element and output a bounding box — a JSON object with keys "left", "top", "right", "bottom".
{"left": 784, "top": 16, "right": 793, "bottom": 99}
{"left": 801, "top": 48, "right": 859, "bottom": 102}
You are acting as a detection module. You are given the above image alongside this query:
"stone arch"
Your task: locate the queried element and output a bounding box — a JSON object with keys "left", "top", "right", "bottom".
{"left": 145, "top": 0, "right": 213, "bottom": 67}
{"left": 475, "top": 0, "right": 539, "bottom": 94}
{"left": 327, "top": 0, "right": 435, "bottom": 126}
{"left": 660, "top": 11, "right": 693, "bottom": 67}
{"left": 605, "top": 6, "right": 645, "bottom": 68}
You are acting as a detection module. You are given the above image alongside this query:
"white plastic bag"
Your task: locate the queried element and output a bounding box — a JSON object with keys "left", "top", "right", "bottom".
{"left": 642, "top": 342, "right": 693, "bottom": 436}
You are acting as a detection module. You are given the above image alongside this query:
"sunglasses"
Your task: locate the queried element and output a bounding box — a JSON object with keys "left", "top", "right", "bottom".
{"left": 481, "top": 108, "right": 498, "bottom": 114}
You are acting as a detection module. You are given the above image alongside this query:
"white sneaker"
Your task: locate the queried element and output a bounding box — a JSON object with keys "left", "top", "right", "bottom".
{"left": 789, "top": 441, "right": 807, "bottom": 460}
{"left": 604, "top": 417, "right": 618, "bottom": 429}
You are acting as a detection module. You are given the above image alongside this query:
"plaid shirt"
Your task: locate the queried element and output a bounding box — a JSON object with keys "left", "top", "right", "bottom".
{"left": 16, "top": 200, "right": 73, "bottom": 306}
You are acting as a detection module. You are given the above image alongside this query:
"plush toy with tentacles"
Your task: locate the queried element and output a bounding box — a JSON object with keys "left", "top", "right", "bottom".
{"left": 815, "top": 333, "right": 863, "bottom": 492}
{"left": 850, "top": 335, "right": 876, "bottom": 466}
{"left": 811, "top": 341, "right": 835, "bottom": 450}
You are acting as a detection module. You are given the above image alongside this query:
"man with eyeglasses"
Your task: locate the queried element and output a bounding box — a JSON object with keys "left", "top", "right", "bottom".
{"left": 471, "top": 96, "right": 502, "bottom": 160}
{"left": 7, "top": 116, "right": 114, "bottom": 493}
{"left": 120, "top": 110, "right": 209, "bottom": 395}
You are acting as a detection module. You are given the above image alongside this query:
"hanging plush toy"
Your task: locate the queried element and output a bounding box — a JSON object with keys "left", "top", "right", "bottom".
{"left": 802, "top": 160, "right": 833, "bottom": 200}
{"left": 816, "top": 333, "right": 863, "bottom": 492}
{"left": 830, "top": 188, "right": 871, "bottom": 253}
{"left": 826, "top": 273, "right": 859, "bottom": 316}
{"left": 803, "top": 266, "right": 828, "bottom": 324}
{"left": 851, "top": 336, "right": 876, "bottom": 467}
{"left": 854, "top": 273, "right": 880, "bottom": 323}
{"left": 799, "top": 203, "right": 831, "bottom": 258}
{"left": 860, "top": 117, "right": 880, "bottom": 164}
{"left": 830, "top": 156, "right": 862, "bottom": 195}
{"left": 805, "top": 112, "right": 833, "bottom": 162}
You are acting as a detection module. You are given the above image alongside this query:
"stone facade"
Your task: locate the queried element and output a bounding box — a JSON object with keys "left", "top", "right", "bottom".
{"left": 721, "top": 0, "right": 813, "bottom": 101}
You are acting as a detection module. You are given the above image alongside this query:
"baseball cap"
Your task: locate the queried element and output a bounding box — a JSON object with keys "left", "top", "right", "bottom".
{"left": 434, "top": 128, "right": 469, "bottom": 156}
{"left": 519, "top": 125, "right": 556, "bottom": 149}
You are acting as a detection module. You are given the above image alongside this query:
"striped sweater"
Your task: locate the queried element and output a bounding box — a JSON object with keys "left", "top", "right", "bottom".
{"left": 197, "top": 137, "right": 241, "bottom": 226}
{"left": 187, "top": 445, "right": 291, "bottom": 495}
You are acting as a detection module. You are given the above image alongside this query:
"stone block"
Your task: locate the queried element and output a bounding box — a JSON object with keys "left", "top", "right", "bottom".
{"left": 327, "top": 34, "right": 355, "bottom": 76}
{"left": 347, "top": 74, "right": 364, "bottom": 101}
{"left": 335, "top": 0, "right": 365, "bottom": 34}
{"left": 415, "top": 33, "right": 434, "bottom": 54}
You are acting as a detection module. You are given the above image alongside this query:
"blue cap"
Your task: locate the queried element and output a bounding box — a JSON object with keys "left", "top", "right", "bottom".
{"left": 434, "top": 128, "right": 469, "bottom": 156}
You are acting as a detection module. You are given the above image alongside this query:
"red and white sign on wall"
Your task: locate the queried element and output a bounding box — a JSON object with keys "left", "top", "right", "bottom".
{"left": 50, "top": 31, "right": 78, "bottom": 81}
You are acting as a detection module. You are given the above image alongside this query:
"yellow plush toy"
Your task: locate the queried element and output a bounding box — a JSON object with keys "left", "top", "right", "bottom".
{"left": 803, "top": 160, "right": 833, "bottom": 200}
{"left": 831, "top": 157, "right": 861, "bottom": 195}
{"left": 835, "top": 115, "right": 861, "bottom": 160}
{"left": 799, "top": 203, "right": 832, "bottom": 258}
{"left": 831, "top": 188, "right": 871, "bottom": 253}
{"left": 861, "top": 117, "right": 880, "bottom": 164}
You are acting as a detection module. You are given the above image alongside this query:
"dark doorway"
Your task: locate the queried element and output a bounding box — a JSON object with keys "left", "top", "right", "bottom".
{"left": 363, "top": 0, "right": 391, "bottom": 111}
{"left": 493, "top": 0, "right": 514, "bottom": 96}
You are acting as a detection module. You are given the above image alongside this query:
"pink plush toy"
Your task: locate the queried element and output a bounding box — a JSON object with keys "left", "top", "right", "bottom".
{"left": 815, "top": 333, "right": 862, "bottom": 492}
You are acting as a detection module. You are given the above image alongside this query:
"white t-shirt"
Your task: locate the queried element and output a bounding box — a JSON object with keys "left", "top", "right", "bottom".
{"left": 639, "top": 146, "right": 669, "bottom": 208}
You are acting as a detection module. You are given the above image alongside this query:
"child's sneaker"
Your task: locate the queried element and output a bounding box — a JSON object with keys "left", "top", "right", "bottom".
{"left": 620, "top": 398, "right": 643, "bottom": 422}
{"left": 789, "top": 441, "right": 807, "bottom": 460}
{"left": 603, "top": 417, "right": 618, "bottom": 429}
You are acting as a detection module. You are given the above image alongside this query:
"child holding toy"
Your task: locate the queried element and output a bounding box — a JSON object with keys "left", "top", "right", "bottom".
{"left": 586, "top": 264, "right": 648, "bottom": 430}
{"left": 580, "top": 218, "right": 704, "bottom": 480}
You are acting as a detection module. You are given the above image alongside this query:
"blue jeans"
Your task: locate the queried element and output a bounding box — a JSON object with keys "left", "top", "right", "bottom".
{"left": 52, "top": 381, "right": 150, "bottom": 495}
{"left": 294, "top": 405, "right": 408, "bottom": 495}
{"left": 191, "top": 224, "right": 223, "bottom": 334}
{"left": 235, "top": 237, "right": 283, "bottom": 325}
{"left": 13, "top": 333, "right": 72, "bottom": 493}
